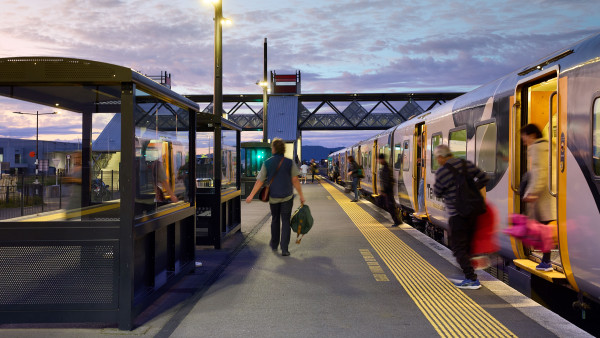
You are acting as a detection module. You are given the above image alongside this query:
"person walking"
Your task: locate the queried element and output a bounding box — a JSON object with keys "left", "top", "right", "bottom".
{"left": 300, "top": 161, "right": 309, "bottom": 184}
{"left": 246, "top": 138, "right": 305, "bottom": 256}
{"left": 333, "top": 161, "right": 340, "bottom": 184}
{"left": 378, "top": 154, "right": 402, "bottom": 226}
{"left": 310, "top": 159, "right": 318, "bottom": 183}
{"left": 433, "top": 145, "right": 488, "bottom": 289}
{"left": 521, "top": 123, "right": 557, "bottom": 271}
{"left": 347, "top": 155, "right": 360, "bottom": 202}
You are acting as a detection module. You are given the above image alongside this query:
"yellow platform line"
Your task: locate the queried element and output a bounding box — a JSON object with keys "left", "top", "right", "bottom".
{"left": 321, "top": 181, "right": 516, "bottom": 338}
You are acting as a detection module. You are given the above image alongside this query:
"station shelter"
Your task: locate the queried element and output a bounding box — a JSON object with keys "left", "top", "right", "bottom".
{"left": 0, "top": 57, "right": 198, "bottom": 330}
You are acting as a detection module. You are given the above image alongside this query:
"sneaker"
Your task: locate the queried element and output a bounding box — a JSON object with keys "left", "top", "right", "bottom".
{"left": 536, "top": 262, "right": 553, "bottom": 272}
{"left": 282, "top": 251, "right": 290, "bottom": 256}
{"left": 454, "top": 279, "right": 482, "bottom": 290}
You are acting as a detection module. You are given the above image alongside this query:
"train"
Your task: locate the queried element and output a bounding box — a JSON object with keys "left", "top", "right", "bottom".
{"left": 329, "top": 32, "right": 600, "bottom": 305}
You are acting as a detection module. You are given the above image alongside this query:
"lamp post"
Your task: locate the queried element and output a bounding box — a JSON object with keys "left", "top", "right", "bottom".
{"left": 205, "top": 0, "right": 231, "bottom": 118}
{"left": 257, "top": 37, "right": 269, "bottom": 142}
{"left": 13, "top": 111, "right": 57, "bottom": 184}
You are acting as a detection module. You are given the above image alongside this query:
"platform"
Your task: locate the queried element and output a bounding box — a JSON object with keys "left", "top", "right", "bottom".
{"left": 0, "top": 178, "right": 592, "bottom": 337}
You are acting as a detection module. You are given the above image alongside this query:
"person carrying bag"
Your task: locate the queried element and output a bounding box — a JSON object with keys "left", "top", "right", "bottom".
{"left": 246, "top": 138, "right": 306, "bottom": 256}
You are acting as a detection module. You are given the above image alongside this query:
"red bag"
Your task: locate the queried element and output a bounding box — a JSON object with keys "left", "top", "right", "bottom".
{"left": 471, "top": 202, "right": 499, "bottom": 256}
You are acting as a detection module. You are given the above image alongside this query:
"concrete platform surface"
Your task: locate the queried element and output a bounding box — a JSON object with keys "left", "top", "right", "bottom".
{"left": 0, "top": 179, "right": 592, "bottom": 337}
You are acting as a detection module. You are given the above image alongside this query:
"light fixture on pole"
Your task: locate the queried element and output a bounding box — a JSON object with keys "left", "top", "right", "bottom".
{"left": 13, "top": 111, "right": 58, "bottom": 184}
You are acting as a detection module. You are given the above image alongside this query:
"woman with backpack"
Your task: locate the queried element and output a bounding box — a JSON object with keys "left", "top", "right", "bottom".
{"left": 245, "top": 139, "right": 306, "bottom": 256}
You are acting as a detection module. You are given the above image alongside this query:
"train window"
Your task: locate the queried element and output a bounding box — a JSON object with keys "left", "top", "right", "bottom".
{"left": 394, "top": 142, "right": 402, "bottom": 170}
{"left": 431, "top": 134, "right": 443, "bottom": 172}
{"left": 449, "top": 128, "right": 467, "bottom": 160}
{"left": 593, "top": 98, "right": 600, "bottom": 175}
{"left": 475, "top": 122, "right": 497, "bottom": 173}
{"left": 403, "top": 140, "right": 410, "bottom": 171}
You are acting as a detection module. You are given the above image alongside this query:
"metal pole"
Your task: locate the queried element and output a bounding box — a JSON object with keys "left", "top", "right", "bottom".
{"left": 214, "top": 1, "right": 223, "bottom": 118}
{"left": 262, "top": 38, "right": 268, "bottom": 142}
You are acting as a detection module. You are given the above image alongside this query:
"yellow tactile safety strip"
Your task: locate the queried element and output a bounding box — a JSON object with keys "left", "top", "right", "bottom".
{"left": 321, "top": 181, "right": 516, "bottom": 338}
{"left": 360, "top": 249, "right": 390, "bottom": 282}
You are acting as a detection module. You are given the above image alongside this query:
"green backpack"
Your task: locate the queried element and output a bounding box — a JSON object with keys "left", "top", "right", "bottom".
{"left": 357, "top": 165, "right": 365, "bottom": 179}
{"left": 290, "top": 204, "right": 314, "bottom": 244}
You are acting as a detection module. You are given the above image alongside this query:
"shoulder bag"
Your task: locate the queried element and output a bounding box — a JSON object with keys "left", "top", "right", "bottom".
{"left": 259, "top": 158, "right": 285, "bottom": 202}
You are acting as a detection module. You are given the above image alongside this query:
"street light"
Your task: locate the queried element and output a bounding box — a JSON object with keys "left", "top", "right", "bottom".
{"left": 204, "top": 0, "right": 232, "bottom": 119}
{"left": 257, "top": 37, "right": 268, "bottom": 142}
{"left": 12, "top": 111, "right": 58, "bottom": 184}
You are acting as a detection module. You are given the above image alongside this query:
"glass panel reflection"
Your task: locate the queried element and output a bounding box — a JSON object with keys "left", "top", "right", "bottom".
{"left": 0, "top": 84, "right": 122, "bottom": 222}
{"left": 221, "top": 129, "right": 237, "bottom": 191}
{"left": 134, "top": 90, "right": 190, "bottom": 218}
{"left": 196, "top": 132, "right": 214, "bottom": 190}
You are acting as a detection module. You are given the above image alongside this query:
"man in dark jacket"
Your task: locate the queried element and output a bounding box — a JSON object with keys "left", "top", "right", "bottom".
{"left": 378, "top": 154, "right": 401, "bottom": 226}
{"left": 347, "top": 155, "right": 360, "bottom": 202}
{"left": 433, "top": 145, "right": 488, "bottom": 290}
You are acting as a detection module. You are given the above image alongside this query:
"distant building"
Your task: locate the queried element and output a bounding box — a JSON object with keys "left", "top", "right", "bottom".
{"left": 0, "top": 138, "right": 80, "bottom": 174}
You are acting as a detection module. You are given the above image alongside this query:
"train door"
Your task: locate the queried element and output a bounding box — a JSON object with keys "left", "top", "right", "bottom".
{"left": 413, "top": 123, "right": 427, "bottom": 216}
{"left": 511, "top": 68, "right": 564, "bottom": 272}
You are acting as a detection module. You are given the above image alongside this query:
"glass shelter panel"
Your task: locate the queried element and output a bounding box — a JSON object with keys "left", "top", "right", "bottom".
{"left": 0, "top": 85, "right": 122, "bottom": 222}
{"left": 196, "top": 131, "right": 214, "bottom": 188}
{"left": 134, "top": 89, "right": 190, "bottom": 219}
{"left": 221, "top": 129, "right": 237, "bottom": 191}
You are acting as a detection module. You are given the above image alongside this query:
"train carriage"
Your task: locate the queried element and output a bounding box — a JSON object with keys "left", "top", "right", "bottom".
{"left": 330, "top": 32, "right": 600, "bottom": 305}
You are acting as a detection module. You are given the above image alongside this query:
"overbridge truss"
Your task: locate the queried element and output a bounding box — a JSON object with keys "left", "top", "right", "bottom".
{"left": 185, "top": 93, "right": 464, "bottom": 131}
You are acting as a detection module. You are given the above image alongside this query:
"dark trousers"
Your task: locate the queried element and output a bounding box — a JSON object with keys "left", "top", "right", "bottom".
{"left": 382, "top": 191, "right": 401, "bottom": 224}
{"left": 311, "top": 171, "right": 315, "bottom": 182}
{"left": 269, "top": 198, "right": 293, "bottom": 251}
{"left": 449, "top": 214, "right": 478, "bottom": 281}
{"left": 352, "top": 177, "right": 359, "bottom": 200}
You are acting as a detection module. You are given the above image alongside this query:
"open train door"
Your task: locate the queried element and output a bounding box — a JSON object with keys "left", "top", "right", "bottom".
{"left": 510, "top": 66, "right": 574, "bottom": 286}
{"left": 413, "top": 123, "right": 427, "bottom": 218}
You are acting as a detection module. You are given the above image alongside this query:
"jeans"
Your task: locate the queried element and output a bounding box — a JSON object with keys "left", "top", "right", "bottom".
{"left": 269, "top": 198, "right": 293, "bottom": 252}
{"left": 352, "top": 177, "right": 360, "bottom": 200}
{"left": 449, "top": 214, "right": 478, "bottom": 281}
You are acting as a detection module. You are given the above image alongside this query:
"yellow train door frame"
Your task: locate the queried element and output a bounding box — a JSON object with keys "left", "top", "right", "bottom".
{"left": 413, "top": 123, "right": 427, "bottom": 215}
{"left": 510, "top": 66, "right": 576, "bottom": 289}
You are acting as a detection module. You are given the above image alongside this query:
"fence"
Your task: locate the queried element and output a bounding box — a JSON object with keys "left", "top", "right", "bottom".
{"left": 0, "top": 171, "right": 120, "bottom": 221}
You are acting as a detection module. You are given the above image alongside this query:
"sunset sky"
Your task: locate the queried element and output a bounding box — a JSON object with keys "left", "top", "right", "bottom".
{"left": 1, "top": 0, "right": 599, "bottom": 147}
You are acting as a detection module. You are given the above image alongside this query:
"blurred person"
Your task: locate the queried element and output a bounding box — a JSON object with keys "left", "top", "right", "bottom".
{"left": 347, "top": 155, "right": 360, "bottom": 202}
{"left": 433, "top": 145, "right": 488, "bottom": 289}
{"left": 333, "top": 161, "right": 340, "bottom": 184}
{"left": 378, "top": 154, "right": 401, "bottom": 226}
{"left": 310, "top": 159, "right": 318, "bottom": 183}
{"left": 300, "top": 161, "right": 309, "bottom": 184}
{"left": 246, "top": 138, "right": 305, "bottom": 256}
{"left": 521, "top": 123, "right": 556, "bottom": 271}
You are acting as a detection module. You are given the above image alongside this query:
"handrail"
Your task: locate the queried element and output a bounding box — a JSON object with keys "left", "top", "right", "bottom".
{"left": 548, "top": 91, "right": 558, "bottom": 197}
{"left": 510, "top": 102, "right": 520, "bottom": 193}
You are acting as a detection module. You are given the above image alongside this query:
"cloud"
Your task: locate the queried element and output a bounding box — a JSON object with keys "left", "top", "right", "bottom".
{"left": 0, "top": 0, "right": 599, "bottom": 147}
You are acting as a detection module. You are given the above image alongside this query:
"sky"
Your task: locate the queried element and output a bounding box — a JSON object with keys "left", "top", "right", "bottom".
{"left": 1, "top": 0, "right": 599, "bottom": 147}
